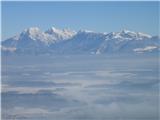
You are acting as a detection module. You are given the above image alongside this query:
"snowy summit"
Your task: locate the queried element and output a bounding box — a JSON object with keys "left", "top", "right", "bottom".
{"left": 2, "top": 27, "right": 160, "bottom": 55}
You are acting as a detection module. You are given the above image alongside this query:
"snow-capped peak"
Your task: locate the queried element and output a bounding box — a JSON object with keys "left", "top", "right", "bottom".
{"left": 120, "top": 29, "right": 151, "bottom": 39}
{"left": 62, "top": 28, "right": 76, "bottom": 36}
{"left": 20, "top": 27, "right": 49, "bottom": 42}
{"left": 2, "top": 27, "right": 159, "bottom": 55}
{"left": 121, "top": 29, "right": 137, "bottom": 36}
{"left": 45, "top": 27, "right": 61, "bottom": 34}
{"left": 105, "top": 29, "right": 152, "bottom": 40}
{"left": 22, "top": 27, "right": 41, "bottom": 35}
{"left": 9, "top": 27, "right": 41, "bottom": 41}
{"left": 119, "top": 29, "right": 138, "bottom": 39}
{"left": 45, "top": 27, "right": 76, "bottom": 40}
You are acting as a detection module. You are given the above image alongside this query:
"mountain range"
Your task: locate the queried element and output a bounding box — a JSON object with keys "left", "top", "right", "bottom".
{"left": 2, "top": 27, "right": 160, "bottom": 55}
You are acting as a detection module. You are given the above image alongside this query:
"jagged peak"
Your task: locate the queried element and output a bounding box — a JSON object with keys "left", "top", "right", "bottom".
{"left": 45, "top": 26, "right": 76, "bottom": 38}
{"left": 62, "top": 28, "right": 76, "bottom": 34}
{"left": 121, "top": 29, "right": 134, "bottom": 34}
{"left": 105, "top": 29, "right": 152, "bottom": 40}
{"left": 23, "top": 27, "right": 41, "bottom": 34}
{"left": 120, "top": 29, "right": 151, "bottom": 38}
{"left": 2, "top": 26, "right": 159, "bottom": 55}
{"left": 45, "top": 26, "right": 60, "bottom": 34}
{"left": 4, "top": 27, "right": 155, "bottom": 43}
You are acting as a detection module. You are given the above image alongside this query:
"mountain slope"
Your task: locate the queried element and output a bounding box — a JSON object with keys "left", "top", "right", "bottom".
{"left": 51, "top": 30, "right": 159, "bottom": 54}
{"left": 2, "top": 27, "right": 76, "bottom": 54}
{"left": 2, "top": 27, "right": 160, "bottom": 55}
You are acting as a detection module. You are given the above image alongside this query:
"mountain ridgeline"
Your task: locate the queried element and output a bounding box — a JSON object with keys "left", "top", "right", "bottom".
{"left": 2, "top": 27, "right": 160, "bottom": 55}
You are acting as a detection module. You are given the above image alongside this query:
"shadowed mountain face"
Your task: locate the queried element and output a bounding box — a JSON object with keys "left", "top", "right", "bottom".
{"left": 2, "top": 27, "right": 160, "bottom": 55}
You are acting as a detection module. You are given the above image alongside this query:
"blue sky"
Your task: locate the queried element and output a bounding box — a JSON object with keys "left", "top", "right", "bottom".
{"left": 2, "top": 1, "right": 159, "bottom": 40}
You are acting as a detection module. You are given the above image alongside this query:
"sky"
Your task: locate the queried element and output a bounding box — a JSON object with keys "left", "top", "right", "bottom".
{"left": 1, "top": 1, "right": 159, "bottom": 40}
